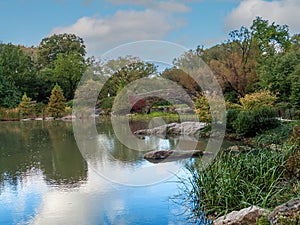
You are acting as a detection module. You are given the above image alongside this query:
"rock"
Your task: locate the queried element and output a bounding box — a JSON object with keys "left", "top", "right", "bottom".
{"left": 225, "top": 145, "right": 252, "bottom": 154}
{"left": 213, "top": 206, "right": 269, "bottom": 225}
{"left": 268, "top": 199, "right": 300, "bottom": 225}
{"left": 44, "top": 117, "right": 54, "bottom": 121}
{"left": 61, "top": 115, "right": 76, "bottom": 120}
{"left": 144, "top": 150, "right": 212, "bottom": 163}
{"left": 134, "top": 122, "right": 208, "bottom": 137}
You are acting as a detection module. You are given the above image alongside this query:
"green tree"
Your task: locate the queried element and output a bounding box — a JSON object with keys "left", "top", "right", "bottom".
{"left": 0, "top": 43, "right": 36, "bottom": 99}
{"left": 258, "top": 51, "right": 299, "bottom": 101}
{"left": 53, "top": 52, "right": 87, "bottom": 100}
{"left": 35, "top": 68, "right": 56, "bottom": 103}
{"left": 19, "top": 93, "right": 35, "bottom": 118}
{"left": 251, "top": 17, "right": 291, "bottom": 55}
{"left": 37, "top": 33, "right": 86, "bottom": 68}
{"left": 290, "top": 64, "right": 300, "bottom": 108}
{"left": 0, "top": 75, "right": 21, "bottom": 108}
{"left": 98, "top": 58, "right": 156, "bottom": 108}
{"left": 47, "top": 84, "right": 66, "bottom": 118}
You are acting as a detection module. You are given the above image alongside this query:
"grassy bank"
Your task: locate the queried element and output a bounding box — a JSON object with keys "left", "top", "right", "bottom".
{"left": 181, "top": 121, "right": 300, "bottom": 223}
{"left": 128, "top": 111, "right": 200, "bottom": 122}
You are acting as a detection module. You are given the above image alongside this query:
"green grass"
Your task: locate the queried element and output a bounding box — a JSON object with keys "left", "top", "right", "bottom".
{"left": 128, "top": 111, "right": 199, "bottom": 122}
{"left": 182, "top": 144, "right": 299, "bottom": 220}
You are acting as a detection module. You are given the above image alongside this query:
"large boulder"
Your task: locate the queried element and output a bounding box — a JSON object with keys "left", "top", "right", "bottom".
{"left": 144, "top": 150, "right": 212, "bottom": 163}
{"left": 213, "top": 206, "right": 269, "bottom": 225}
{"left": 268, "top": 198, "right": 300, "bottom": 225}
{"left": 134, "top": 122, "right": 207, "bottom": 137}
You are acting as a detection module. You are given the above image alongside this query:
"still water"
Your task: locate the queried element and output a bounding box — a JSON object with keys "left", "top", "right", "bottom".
{"left": 0, "top": 120, "right": 215, "bottom": 225}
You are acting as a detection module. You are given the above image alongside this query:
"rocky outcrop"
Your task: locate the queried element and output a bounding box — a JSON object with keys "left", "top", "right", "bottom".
{"left": 268, "top": 199, "right": 300, "bottom": 225}
{"left": 144, "top": 150, "right": 213, "bottom": 163}
{"left": 134, "top": 122, "right": 208, "bottom": 137}
{"left": 213, "top": 206, "right": 269, "bottom": 225}
{"left": 213, "top": 199, "right": 300, "bottom": 225}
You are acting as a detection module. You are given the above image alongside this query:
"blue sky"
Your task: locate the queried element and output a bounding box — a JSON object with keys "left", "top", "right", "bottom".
{"left": 0, "top": 0, "right": 299, "bottom": 56}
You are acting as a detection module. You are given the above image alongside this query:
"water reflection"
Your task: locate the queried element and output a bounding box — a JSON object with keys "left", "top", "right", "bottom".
{"left": 0, "top": 121, "right": 191, "bottom": 225}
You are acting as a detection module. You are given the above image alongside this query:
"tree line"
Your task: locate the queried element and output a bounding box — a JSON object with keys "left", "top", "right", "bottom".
{"left": 0, "top": 17, "right": 299, "bottom": 121}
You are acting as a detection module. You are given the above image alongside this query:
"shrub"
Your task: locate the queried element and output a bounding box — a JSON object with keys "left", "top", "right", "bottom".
{"left": 226, "top": 108, "right": 241, "bottom": 133}
{"left": 240, "top": 90, "right": 277, "bottom": 110}
{"left": 195, "top": 95, "right": 211, "bottom": 122}
{"left": 0, "top": 108, "right": 20, "bottom": 121}
{"left": 254, "top": 122, "right": 295, "bottom": 146}
{"left": 233, "top": 106, "right": 279, "bottom": 136}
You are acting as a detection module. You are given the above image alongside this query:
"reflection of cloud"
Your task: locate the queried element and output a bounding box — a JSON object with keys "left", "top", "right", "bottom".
{"left": 0, "top": 170, "right": 48, "bottom": 225}
{"left": 225, "top": 0, "right": 300, "bottom": 33}
{"left": 51, "top": 9, "right": 184, "bottom": 56}
{"left": 29, "top": 169, "right": 119, "bottom": 225}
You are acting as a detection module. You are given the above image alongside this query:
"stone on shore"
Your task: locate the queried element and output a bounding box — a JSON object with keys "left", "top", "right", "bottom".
{"left": 213, "top": 206, "right": 269, "bottom": 225}
{"left": 268, "top": 198, "right": 300, "bottom": 225}
{"left": 134, "top": 122, "right": 208, "bottom": 137}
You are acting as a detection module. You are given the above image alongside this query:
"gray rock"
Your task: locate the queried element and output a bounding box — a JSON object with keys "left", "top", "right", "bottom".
{"left": 144, "top": 150, "right": 212, "bottom": 163}
{"left": 134, "top": 122, "right": 207, "bottom": 136}
{"left": 213, "top": 206, "right": 269, "bottom": 225}
{"left": 268, "top": 198, "right": 300, "bottom": 225}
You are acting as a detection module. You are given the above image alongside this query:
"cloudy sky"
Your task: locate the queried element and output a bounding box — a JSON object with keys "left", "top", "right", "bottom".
{"left": 0, "top": 0, "right": 299, "bottom": 56}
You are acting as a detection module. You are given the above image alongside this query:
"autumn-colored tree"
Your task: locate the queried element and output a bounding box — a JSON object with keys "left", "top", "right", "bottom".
{"left": 201, "top": 27, "right": 259, "bottom": 98}
{"left": 199, "top": 17, "right": 291, "bottom": 98}
{"left": 47, "top": 84, "right": 66, "bottom": 118}
{"left": 161, "top": 68, "right": 201, "bottom": 98}
{"left": 19, "top": 93, "right": 35, "bottom": 118}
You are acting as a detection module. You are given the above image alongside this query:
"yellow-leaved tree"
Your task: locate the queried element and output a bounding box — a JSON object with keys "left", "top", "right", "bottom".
{"left": 47, "top": 84, "right": 66, "bottom": 118}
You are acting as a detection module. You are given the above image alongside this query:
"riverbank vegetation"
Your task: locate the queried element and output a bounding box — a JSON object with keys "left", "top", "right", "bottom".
{"left": 180, "top": 121, "right": 299, "bottom": 224}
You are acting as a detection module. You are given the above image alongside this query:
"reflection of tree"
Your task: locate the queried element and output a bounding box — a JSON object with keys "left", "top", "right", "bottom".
{"left": 41, "top": 121, "right": 87, "bottom": 186}
{"left": 0, "top": 121, "right": 87, "bottom": 188}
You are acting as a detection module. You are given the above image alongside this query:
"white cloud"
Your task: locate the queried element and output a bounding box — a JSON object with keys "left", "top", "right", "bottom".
{"left": 51, "top": 9, "right": 184, "bottom": 56}
{"left": 225, "top": 0, "right": 300, "bottom": 33}
{"left": 104, "top": 0, "right": 191, "bottom": 12}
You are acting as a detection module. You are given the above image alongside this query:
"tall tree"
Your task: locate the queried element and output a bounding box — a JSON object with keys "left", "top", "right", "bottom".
{"left": 161, "top": 67, "right": 201, "bottom": 98}
{"left": 98, "top": 57, "right": 156, "bottom": 101}
{"left": 198, "top": 17, "right": 291, "bottom": 98}
{"left": 0, "top": 43, "right": 36, "bottom": 99}
{"left": 251, "top": 17, "right": 291, "bottom": 55}
{"left": 0, "top": 75, "right": 21, "bottom": 108}
{"left": 53, "top": 52, "right": 87, "bottom": 100}
{"left": 37, "top": 33, "right": 86, "bottom": 68}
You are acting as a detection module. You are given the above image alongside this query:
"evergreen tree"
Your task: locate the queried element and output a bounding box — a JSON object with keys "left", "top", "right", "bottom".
{"left": 19, "top": 93, "right": 35, "bottom": 118}
{"left": 47, "top": 84, "right": 66, "bottom": 118}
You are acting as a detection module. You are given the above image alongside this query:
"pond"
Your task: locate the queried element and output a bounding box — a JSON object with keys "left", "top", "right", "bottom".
{"left": 0, "top": 120, "right": 231, "bottom": 225}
